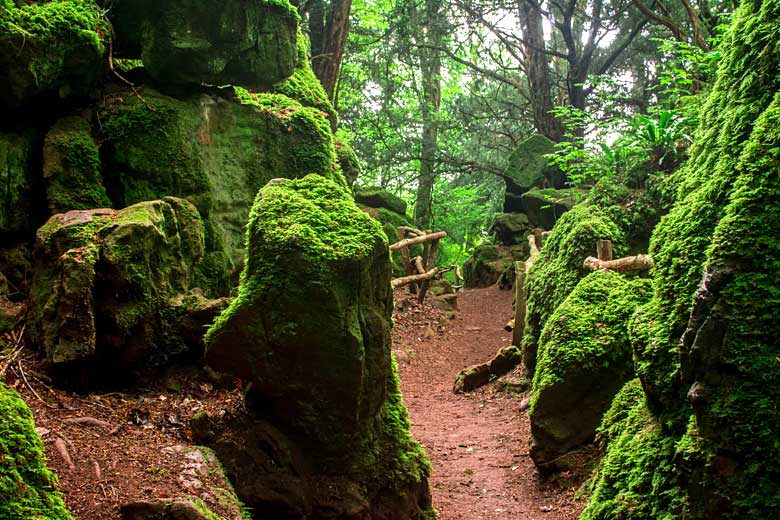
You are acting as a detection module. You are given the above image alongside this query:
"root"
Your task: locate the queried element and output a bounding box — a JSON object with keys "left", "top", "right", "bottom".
{"left": 55, "top": 437, "right": 75, "bottom": 470}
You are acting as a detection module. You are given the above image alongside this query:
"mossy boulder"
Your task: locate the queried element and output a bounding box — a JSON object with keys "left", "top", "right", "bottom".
{"left": 584, "top": 1, "right": 780, "bottom": 517}
{"left": 520, "top": 188, "right": 579, "bottom": 230}
{"left": 272, "top": 30, "right": 338, "bottom": 129}
{"left": 462, "top": 243, "right": 524, "bottom": 288}
{"left": 108, "top": 0, "right": 299, "bottom": 89}
{"left": 100, "top": 86, "right": 342, "bottom": 294}
{"left": 43, "top": 116, "right": 111, "bottom": 214}
{"left": 0, "top": 382, "right": 71, "bottom": 519}
{"left": 354, "top": 186, "right": 408, "bottom": 217}
{"left": 489, "top": 212, "right": 531, "bottom": 246}
{"left": 528, "top": 271, "right": 650, "bottom": 473}
{"left": 586, "top": 180, "right": 660, "bottom": 253}
{"left": 522, "top": 204, "right": 625, "bottom": 377}
{"left": 204, "top": 175, "right": 432, "bottom": 517}
{"left": 580, "top": 379, "right": 682, "bottom": 520}
{"left": 27, "top": 198, "right": 205, "bottom": 386}
{"left": 359, "top": 205, "right": 421, "bottom": 277}
{"left": 0, "top": 0, "right": 107, "bottom": 108}
{"left": 1, "top": 129, "right": 41, "bottom": 238}
{"left": 502, "top": 134, "right": 563, "bottom": 212}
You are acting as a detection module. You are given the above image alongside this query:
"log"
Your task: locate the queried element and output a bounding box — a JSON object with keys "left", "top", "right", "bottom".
{"left": 392, "top": 267, "right": 451, "bottom": 288}
{"left": 389, "top": 231, "right": 447, "bottom": 251}
{"left": 584, "top": 254, "right": 654, "bottom": 272}
{"left": 414, "top": 256, "right": 425, "bottom": 274}
{"left": 512, "top": 261, "right": 527, "bottom": 348}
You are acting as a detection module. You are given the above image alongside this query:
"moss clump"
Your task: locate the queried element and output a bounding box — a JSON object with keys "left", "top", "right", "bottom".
{"left": 0, "top": 382, "right": 71, "bottom": 519}
{"left": 580, "top": 379, "right": 682, "bottom": 520}
{"left": 502, "top": 134, "right": 558, "bottom": 193}
{"left": 43, "top": 116, "right": 111, "bottom": 214}
{"left": 528, "top": 271, "right": 650, "bottom": 469}
{"left": 522, "top": 203, "right": 625, "bottom": 376}
{"left": 335, "top": 131, "right": 361, "bottom": 187}
{"left": 0, "top": 0, "right": 107, "bottom": 107}
{"left": 272, "top": 30, "right": 338, "bottom": 128}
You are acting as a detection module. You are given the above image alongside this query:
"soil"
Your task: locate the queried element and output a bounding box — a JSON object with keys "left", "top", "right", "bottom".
{"left": 2, "top": 285, "right": 587, "bottom": 519}
{"left": 392, "top": 286, "right": 587, "bottom": 520}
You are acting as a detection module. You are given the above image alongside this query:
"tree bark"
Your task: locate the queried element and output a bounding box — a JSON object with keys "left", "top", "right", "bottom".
{"left": 519, "top": 1, "right": 562, "bottom": 141}
{"left": 311, "top": 0, "right": 353, "bottom": 101}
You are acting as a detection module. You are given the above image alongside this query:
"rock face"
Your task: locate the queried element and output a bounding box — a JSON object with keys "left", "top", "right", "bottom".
{"left": 355, "top": 185, "right": 408, "bottom": 216}
{"left": 0, "top": 382, "right": 71, "bottom": 519}
{"left": 0, "top": 0, "right": 107, "bottom": 108}
{"left": 489, "top": 213, "right": 531, "bottom": 246}
{"left": 462, "top": 243, "right": 523, "bottom": 288}
{"left": 27, "top": 198, "right": 205, "bottom": 385}
{"left": 109, "top": 0, "right": 299, "bottom": 89}
{"left": 205, "top": 175, "right": 432, "bottom": 518}
{"left": 502, "top": 134, "right": 562, "bottom": 212}
{"left": 528, "top": 271, "right": 650, "bottom": 473}
{"left": 43, "top": 116, "right": 111, "bottom": 214}
{"left": 0, "top": 129, "right": 40, "bottom": 237}
{"left": 520, "top": 188, "right": 578, "bottom": 230}
{"left": 583, "top": 1, "right": 780, "bottom": 517}
{"left": 101, "top": 86, "right": 342, "bottom": 294}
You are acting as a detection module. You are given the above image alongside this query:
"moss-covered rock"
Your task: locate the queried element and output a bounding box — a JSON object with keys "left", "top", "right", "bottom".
{"left": 586, "top": 180, "right": 660, "bottom": 254}
{"left": 359, "top": 205, "right": 421, "bottom": 277}
{"left": 0, "top": 382, "right": 71, "bottom": 519}
{"left": 108, "top": 0, "right": 299, "bottom": 89}
{"left": 585, "top": 1, "right": 780, "bottom": 517}
{"left": 580, "top": 379, "right": 682, "bottom": 520}
{"left": 0, "top": 0, "right": 107, "bottom": 108}
{"left": 272, "top": 30, "right": 338, "bottom": 129}
{"left": 43, "top": 116, "right": 111, "bottom": 214}
{"left": 100, "top": 86, "right": 342, "bottom": 294}
{"left": 204, "top": 175, "right": 431, "bottom": 517}
{"left": 335, "top": 135, "right": 361, "bottom": 188}
{"left": 528, "top": 271, "right": 650, "bottom": 473}
{"left": 522, "top": 204, "right": 625, "bottom": 377}
{"left": 502, "top": 134, "right": 562, "bottom": 212}
{"left": 490, "top": 212, "right": 531, "bottom": 246}
{"left": 520, "top": 188, "right": 579, "bottom": 230}
{"left": 462, "top": 243, "right": 503, "bottom": 288}
{"left": 354, "top": 186, "right": 408, "bottom": 217}
{"left": 0, "top": 129, "right": 40, "bottom": 238}
{"left": 27, "top": 198, "right": 205, "bottom": 385}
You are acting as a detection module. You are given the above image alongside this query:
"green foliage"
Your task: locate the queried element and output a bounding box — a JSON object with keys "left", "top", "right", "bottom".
{"left": 0, "top": 382, "right": 71, "bottom": 520}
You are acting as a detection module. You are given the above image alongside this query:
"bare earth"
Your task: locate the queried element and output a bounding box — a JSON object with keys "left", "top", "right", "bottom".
{"left": 4, "top": 285, "right": 585, "bottom": 519}
{"left": 392, "top": 286, "right": 586, "bottom": 520}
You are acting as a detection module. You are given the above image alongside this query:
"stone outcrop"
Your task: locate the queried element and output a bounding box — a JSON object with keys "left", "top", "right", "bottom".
{"left": 109, "top": 0, "right": 299, "bottom": 89}
{"left": 0, "top": 0, "right": 107, "bottom": 108}
{"left": 27, "top": 198, "right": 205, "bottom": 385}
{"left": 205, "top": 175, "right": 433, "bottom": 518}
{"left": 501, "top": 134, "right": 563, "bottom": 213}
{"left": 528, "top": 271, "right": 650, "bottom": 473}
{"left": 0, "top": 129, "right": 40, "bottom": 237}
{"left": 519, "top": 188, "right": 578, "bottom": 230}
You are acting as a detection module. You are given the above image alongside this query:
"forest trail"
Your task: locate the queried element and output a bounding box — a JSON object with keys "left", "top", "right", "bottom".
{"left": 393, "top": 286, "right": 584, "bottom": 520}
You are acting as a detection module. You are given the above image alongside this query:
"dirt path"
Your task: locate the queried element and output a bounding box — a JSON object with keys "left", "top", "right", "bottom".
{"left": 392, "top": 287, "right": 585, "bottom": 520}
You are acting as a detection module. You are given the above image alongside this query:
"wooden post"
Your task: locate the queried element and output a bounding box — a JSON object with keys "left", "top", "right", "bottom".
{"left": 597, "top": 239, "right": 613, "bottom": 261}
{"left": 418, "top": 238, "right": 440, "bottom": 303}
{"left": 512, "top": 261, "right": 527, "bottom": 348}
{"left": 396, "top": 228, "right": 416, "bottom": 293}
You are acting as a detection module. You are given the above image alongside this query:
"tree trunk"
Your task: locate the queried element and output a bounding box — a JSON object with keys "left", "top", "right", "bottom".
{"left": 412, "top": 0, "right": 442, "bottom": 231}
{"left": 519, "top": 1, "right": 562, "bottom": 141}
{"left": 311, "top": 0, "right": 353, "bottom": 101}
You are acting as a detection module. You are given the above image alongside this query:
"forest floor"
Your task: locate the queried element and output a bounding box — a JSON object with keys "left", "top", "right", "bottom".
{"left": 392, "top": 286, "right": 587, "bottom": 520}
{"left": 3, "top": 285, "right": 587, "bottom": 519}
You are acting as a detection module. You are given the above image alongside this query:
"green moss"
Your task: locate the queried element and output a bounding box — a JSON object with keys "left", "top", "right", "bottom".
{"left": 272, "top": 30, "right": 338, "bottom": 128}
{"left": 522, "top": 204, "right": 625, "bottom": 376}
{"left": 43, "top": 116, "right": 111, "bottom": 213}
{"left": 581, "top": 379, "right": 682, "bottom": 520}
{"left": 586, "top": 180, "right": 659, "bottom": 253}
{"left": 0, "top": 129, "right": 39, "bottom": 236}
{"left": 335, "top": 131, "right": 361, "bottom": 187}
{"left": 0, "top": 0, "right": 107, "bottom": 105}
{"left": 531, "top": 271, "right": 651, "bottom": 410}
{"left": 503, "top": 134, "right": 557, "bottom": 190}
{"left": 354, "top": 186, "right": 407, "bottom": 216}
{"left": 0, "top": 382, "right": 71, "bottom": 520}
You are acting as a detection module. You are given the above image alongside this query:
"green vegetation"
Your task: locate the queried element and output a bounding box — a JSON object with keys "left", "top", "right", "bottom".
{"left": 0, "top": 382, "right": 71, "bottom": 520}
